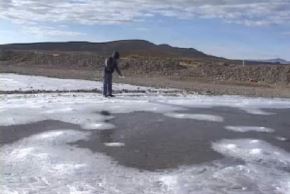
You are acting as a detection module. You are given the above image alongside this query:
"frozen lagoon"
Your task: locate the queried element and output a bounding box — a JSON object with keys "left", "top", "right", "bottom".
{"left": 1, "top": 74, "right": 290, "bottom": 194}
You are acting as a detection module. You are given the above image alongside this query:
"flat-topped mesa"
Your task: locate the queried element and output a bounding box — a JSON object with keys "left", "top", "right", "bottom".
{"left": 0, "top": 39, "right": 211, "bottom": 58}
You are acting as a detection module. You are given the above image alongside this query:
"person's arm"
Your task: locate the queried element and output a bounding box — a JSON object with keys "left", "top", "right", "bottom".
{"left": 115, "top": 62, "right": 123, "bottom": 77}
{"left": 103, "top": 58, "right": 108, "bottom": 72}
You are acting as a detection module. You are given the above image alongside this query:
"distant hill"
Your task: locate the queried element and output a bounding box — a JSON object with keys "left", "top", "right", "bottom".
{"left": 1, "top": 40, "right": 290, "bottom": 88}
{"left": 246, "top": 58, "right": 290, "bottom": 65}
{"left": 260, "top": 58, "right": 290, "bottom": 65}
{"left": 0, "top": 40, "right": 212, "bottom": 59}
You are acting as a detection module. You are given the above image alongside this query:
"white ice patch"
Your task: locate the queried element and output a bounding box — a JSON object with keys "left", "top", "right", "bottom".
{"left": 30, "top": 130, "right": 90, "bottom": 145}
{"left": 212, "top": 139, "right": 290, "bottom": 167}
{"left": 276, "top": 136, "right": 288, "bottom": 141}
{"left": 157, "top": 95, "right": 290, "bottom": 115}
{"left": 225, "top": 126, "right": 274, "bottom": 133}
{"left": 243, "top": 108, "right": 275, "bottom": 115}
{"left": 10, "top": 147, "right": 35, "bottom": 160}
{"left": 37, "top": 131, "right": 65, "bottom": 139}
{"left": 44, "top": 107, "right": 73, "bottom": 114}
{"left": 159, "top": 175, "right": 179, "bottom": 192}
{"left": 81, "top": 122, "right": 115, "bottom": 130}
{"left": 250, "top": 139, "right": 260, "bottom": 144}
{"left": 0, "top": 73, "right": 178, "bottom": 92}
{"left": 2, "top": 130, "right": 290, "bottom": 193}
{"left": 0, "top": 129, "right": 172, "bottom": 194}
{"left": 210, "top": 139, "right": 290, "bottom": 194}
{"left": 0, "top": 93, "right": 182, "bottom": 127}
{"left": 164, "top": 113, "right": 224, "bottom": 122}
{"left": 250, "top": 148, "right": 262, "bottom": 155}
{"left": 225, "top": 143, "right": 237, "bottom": 150}
{"left": 104, "top": 142, "right": 125, "bottom": 147}
{"left": 2, "top": 74, "right": 290, "bottom": 193}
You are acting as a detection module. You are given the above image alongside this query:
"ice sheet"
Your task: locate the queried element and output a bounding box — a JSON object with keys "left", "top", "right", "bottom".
{"left": 159, "top": 95, "right": 290, "bottom": 115}
{"left": 0, "top": 129, "right": 179, "bottom": 194}
{"left": 212, "top": 139, "right": 290, "bottom": 167}
{"left": 1, "top": 130, "right": 290, "bottom": 194}
{"left": 1, "top": 90, "right": 290, "bottom": 128}
{"left": 0, "top": 73, "right": 178, "bottom": 92}
{"left": 1, "top": 74, "right": 290, "bottom": 193}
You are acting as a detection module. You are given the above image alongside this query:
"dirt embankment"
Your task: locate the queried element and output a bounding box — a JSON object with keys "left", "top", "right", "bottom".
{"left": 1, "top": 50, "right": 290, "bottom": 97}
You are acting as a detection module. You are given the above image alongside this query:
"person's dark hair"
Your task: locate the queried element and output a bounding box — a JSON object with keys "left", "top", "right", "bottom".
{"left": 112, "top": 51, "right": 120, "bottom": 59}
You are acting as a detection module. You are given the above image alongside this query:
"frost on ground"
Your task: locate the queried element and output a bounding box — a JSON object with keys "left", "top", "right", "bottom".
{"left": 1, "top": 120, "right": 290, "bottom": 194}
{"left": 1, "top": 74, "right": 290, "bottom": 194}
{"left": 0, "top": 73, "right": 178, "bottom": 93}
{"left": 1, "top": 93, "right": 290, "bottom": 193}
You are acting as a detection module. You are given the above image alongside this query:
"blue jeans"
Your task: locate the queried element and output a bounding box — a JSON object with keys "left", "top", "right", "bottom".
{"left": 103, "top": 72, "right": 112, "bottom": 96}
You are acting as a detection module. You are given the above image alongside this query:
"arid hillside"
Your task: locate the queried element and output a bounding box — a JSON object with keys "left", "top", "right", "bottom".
{"left": 1, "top": 40, "right": 290, "bottom": 97}
{"left": 0, "top": 40, "right": 213, "bottom": 58}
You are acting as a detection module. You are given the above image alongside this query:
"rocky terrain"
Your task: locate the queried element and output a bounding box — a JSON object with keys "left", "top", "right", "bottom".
{"left": 0, "top": 40, "right": 290, "bottom": 97}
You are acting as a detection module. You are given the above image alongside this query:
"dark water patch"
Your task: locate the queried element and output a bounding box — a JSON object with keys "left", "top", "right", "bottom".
{"left": 72, "top": 106, "right": 290, "bottom": 171}
{"left": 72, "top": 111, "right": 227, "bottom": 171}
{"left": 1, "top": 106, "right": 289, "bottom": 171}
{"left": 0, "top": 120, "right": 81, "bottom": 145}
{"left": 99, "top": 110, "right": 111, "bottom": 116}
{"left": 174, "top": 106, "right": 290, "bottom": 152}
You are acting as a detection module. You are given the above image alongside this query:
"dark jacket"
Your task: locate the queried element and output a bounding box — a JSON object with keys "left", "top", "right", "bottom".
{"left": 104, "top": 57, "right": 122, "bottom": 76}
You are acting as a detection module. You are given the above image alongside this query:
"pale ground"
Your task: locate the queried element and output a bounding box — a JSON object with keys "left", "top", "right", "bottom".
{"left": 1, "top": 74, "right": 290, "bottom": 194}
{"left": 1, "top": 65, "right": 290, "bottom": 97}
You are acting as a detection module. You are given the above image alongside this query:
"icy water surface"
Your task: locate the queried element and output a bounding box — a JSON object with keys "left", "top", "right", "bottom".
{"left": 1, "top": 73, "right": 290, "bottom": 194}
{"left": 72, "top": 107, "right": 290, "bottom": 171}
{"left": 1, "top": 92, "right": 290, "bottom": 193}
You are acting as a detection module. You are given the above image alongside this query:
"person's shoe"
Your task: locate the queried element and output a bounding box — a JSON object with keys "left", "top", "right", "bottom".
{"left": 103, "top": 94, "right": 109, "bottom": 97}
{"left": 108, "top": 94, "right": 115, "bottom": 97}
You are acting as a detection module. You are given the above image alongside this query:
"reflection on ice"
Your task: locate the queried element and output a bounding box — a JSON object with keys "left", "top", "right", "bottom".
{"left": 225, "top": 126, "right": 274, "bottom": 133}
{"left": 212, "top": 139, "right": 290, "bottom": 167}
{"left": 1, "top": 74, "right": 290, "bottom": 193}
{"left": 1, "top": 128, "right": 290, "bottom": 193}
{"left": 1, "top": 91, "right": 290, "bottom": 129}
{"left": 37, "top": 131, "right": 65, "bottom": 139}
{"left": 276, "top": 136, "right": 288, "bottom": 141}
{"left": 81, "top": 122, "right": 115, "bottom": 130}
{"left": 10, "top": 147, "right": 35, "bottom": 160}
{"left": 104, "top": 142, "right": 125, "bottom": 147}
{"left": 164, "top": 113, "right": 224, "bottom": 122}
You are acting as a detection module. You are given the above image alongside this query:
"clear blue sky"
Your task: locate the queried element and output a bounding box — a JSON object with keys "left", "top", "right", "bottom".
{"left": 0, "top": 0, "right": 290, "bottom": 60}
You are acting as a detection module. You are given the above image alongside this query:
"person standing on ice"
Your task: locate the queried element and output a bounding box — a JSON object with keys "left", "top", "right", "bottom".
{"left": 103, "top": 51, "right": 124, "bottom": 97}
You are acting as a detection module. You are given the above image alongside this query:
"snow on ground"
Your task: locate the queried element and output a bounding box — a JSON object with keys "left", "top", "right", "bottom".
{"left": 159, "top": 95, "right": 290, "bottom": 115}
{"left": 0, "top": 73, "right": 178, "bottom": 92}
{"left": 2, "top": 92, "right": 290, "bottom": 127}
{"left": 1, "top": 74, "right": 290, "bottom": 193}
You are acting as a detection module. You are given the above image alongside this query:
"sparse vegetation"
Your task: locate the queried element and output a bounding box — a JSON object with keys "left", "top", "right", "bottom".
{"left": 0, "top": 40, "right": 289, "bottom": 98}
